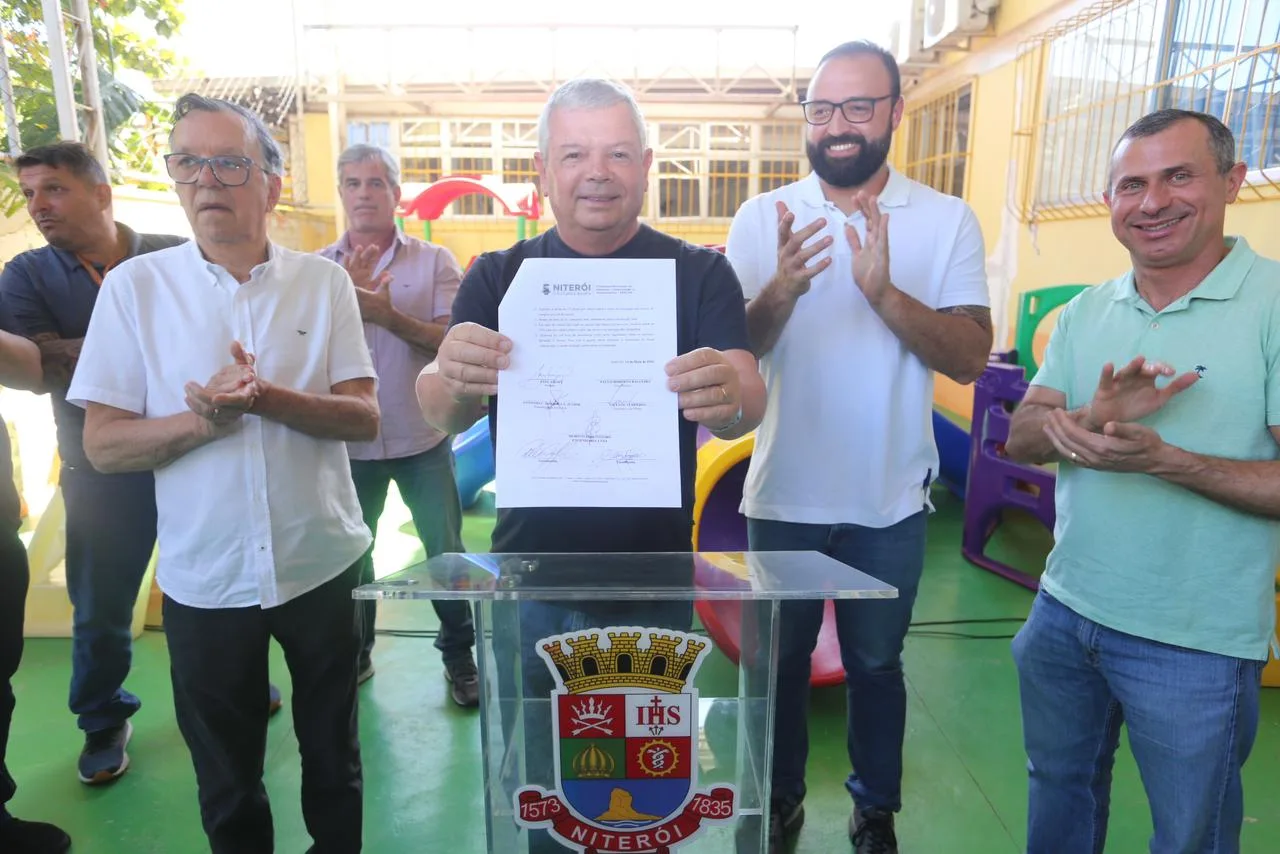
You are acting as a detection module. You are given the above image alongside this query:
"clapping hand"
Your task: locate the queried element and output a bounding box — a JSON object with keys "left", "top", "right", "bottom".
{"left": 185, "top": 341, "right": 260, "bottom": 429}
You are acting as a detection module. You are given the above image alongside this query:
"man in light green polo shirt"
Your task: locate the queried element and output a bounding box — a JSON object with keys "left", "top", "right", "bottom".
{"left": 1006, "top": 108, "right": 1280, "bottom": 854}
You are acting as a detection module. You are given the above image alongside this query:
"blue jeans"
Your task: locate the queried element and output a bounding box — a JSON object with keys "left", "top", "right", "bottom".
{"left": 748, "top": 511, "right": 928, "bottom": 813}
{"left": 349, "top": 443, "right": 474, "bottom": 665}
{"left": 62, "top": 464, "right": 157, "bottom": 733}
{"left": 1012, "top": 591, "right": 1264, "bottom": 854}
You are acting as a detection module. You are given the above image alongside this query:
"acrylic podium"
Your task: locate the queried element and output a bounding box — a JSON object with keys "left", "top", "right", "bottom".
{"left": 355, "top": 550, "right": 897, "bottom": 854}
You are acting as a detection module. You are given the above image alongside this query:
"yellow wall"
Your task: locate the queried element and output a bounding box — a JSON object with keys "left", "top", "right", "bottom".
{"left": 989, "top": 0, "right": 1063, "bottom": 34}
{"left": 269, "top": 207, "right": 337, "bottom": 252}
{"left": 0, "top": 216, "right": 44, "bottom": 263}
{"left": 303, "top": 112, "right": 337, "bottom": 212}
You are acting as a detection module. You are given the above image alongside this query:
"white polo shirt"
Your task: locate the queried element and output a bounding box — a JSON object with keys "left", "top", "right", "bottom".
{"left": 67, "top": 241, "right": 376, "bottom": 609}
{"left": 726, "top": 168, "right": 989, "bottom": 528}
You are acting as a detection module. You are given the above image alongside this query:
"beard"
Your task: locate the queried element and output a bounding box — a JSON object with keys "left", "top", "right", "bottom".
{"left": 806, "top": 130, "right": 893, "bottom": 188}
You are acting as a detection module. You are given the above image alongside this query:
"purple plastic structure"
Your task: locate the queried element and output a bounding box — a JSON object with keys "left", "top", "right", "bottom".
{"left": 694, "top": 425, "right": 750, "bottom": 551}
{"left": 961, "top": 362, "right": 1056, "bottom": 590}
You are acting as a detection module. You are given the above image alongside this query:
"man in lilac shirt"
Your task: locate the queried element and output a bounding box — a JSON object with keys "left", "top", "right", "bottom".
{"left": 319, "top": 144, "right": 478, "bottom": 706}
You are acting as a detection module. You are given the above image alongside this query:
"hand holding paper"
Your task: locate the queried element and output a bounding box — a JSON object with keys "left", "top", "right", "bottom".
{"left": 665, "top": 347, "right": 742, "bottom": 429}
{"left": 435, "top": 322, "right": 513, "bottom": 400}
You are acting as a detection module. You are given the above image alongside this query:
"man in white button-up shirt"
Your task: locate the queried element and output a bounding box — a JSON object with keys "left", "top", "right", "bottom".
{"left": 725, "top": 41, "right": 992, "bottom": 854}
{"left": 68, "top": 94, "right": 378, "bottom": 854}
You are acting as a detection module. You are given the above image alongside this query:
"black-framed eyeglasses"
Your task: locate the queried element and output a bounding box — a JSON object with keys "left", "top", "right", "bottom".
{"left": 163, "top": 154, "right": 258, "bottom": 187}
{"left": 800, "top": 95, "right": 895, "bottom": 126}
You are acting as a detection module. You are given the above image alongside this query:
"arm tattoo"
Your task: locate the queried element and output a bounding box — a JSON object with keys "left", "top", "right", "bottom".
{"left": 30, "top": 332, "right": 84, "bottom": 391}
{"left": 937, "top": 304, "right": 993, "bottom": 332}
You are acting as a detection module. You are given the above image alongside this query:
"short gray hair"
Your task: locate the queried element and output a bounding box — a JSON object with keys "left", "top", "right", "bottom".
{"left": 1111, "top": 108, "right": 1238, "bottom": 184}
{"left": 537, "top": 78, "right": 648, "bottom": 155}
{"left": 171, "top": 93, "right": 284, "bottom": 175}
{"left": 337, "top": 143, "right": 401, "bottom": 188}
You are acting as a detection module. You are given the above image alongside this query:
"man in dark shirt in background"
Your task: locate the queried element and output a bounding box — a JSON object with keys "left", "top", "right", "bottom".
{"left": 0, "top": 141, "right": 201, "bottom": 785}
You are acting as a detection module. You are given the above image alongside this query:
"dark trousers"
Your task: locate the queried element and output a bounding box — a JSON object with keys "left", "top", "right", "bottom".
{"left": 163, "top": 562, "right": 364, "bottom": 854}
{"left": 62, "top": 464, "right": 157, "bottom": 732}
{"left": 0, "top": 527, "right": 28, "bottom": 819}
{"left": 349, "top": 443, "right": 474, "bottom": 663}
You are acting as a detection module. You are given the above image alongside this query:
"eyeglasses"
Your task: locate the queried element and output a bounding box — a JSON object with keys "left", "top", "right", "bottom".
{"left": 800, "top": 95, "right": 895, "bottom": 126}
{"left": 163, "top": 154, "right": 258, "bottom": 187}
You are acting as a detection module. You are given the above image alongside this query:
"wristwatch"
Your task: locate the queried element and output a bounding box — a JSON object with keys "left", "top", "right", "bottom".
{"left": 710, "top": 404, "right": 744, "bottom": 435}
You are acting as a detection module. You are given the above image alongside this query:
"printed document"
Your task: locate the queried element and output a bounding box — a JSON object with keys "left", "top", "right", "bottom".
{"left": 495, "top": 258, "right": 679, "bottom": 508}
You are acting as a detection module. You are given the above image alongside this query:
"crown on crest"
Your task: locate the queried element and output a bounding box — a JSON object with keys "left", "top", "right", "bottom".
{"left": 541, "top": 628, "right": 707, "bottom": 695}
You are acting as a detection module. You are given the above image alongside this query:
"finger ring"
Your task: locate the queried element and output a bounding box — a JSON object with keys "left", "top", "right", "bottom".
{"left": 719, "top": 385, "right": 729, "bottom": 403}
{"left": 1070, "top": 451, "right": 1079, "bottom": 460}
{"left": 212, "top": 407, "right": 221, "bottom": 417}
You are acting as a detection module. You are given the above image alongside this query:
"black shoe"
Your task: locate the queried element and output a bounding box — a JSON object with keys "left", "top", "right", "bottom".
{"left": 357, "top": 657, "right": 375, "bottom": 685}
{"left": 444, "top": 653, "right": 479, "bottom": 707}
{"left": 767, "top": 798, "right": 804, "bottom": 854}
{"left": 849, "top": 806, "right": 898, "bottom": 854}
{"left": 77, "top": 720, "right": 132, "bottom": 784}
{"left": 0, "top": 815, "right": 72, "bottom": 853}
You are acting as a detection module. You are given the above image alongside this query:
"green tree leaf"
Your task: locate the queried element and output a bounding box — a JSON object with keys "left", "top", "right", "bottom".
{"left": 1, "top": 0, "right": 185, "bottom": 176}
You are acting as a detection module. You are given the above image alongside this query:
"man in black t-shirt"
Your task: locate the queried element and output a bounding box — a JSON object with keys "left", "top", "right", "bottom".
{"left": 0, "top": 302, "right": 71, "bottom": 853}
{"left": 416, "top": 78, "right": 766, "bottom": 853}
{"left": 418, "top": 81, "right": 764, "bottom": 550}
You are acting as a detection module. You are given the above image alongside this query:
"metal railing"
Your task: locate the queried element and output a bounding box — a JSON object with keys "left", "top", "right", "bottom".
{"left": 1012, "top": 0, "right": 1279, "bottom": 222}
{"left": 903, "top": 82, "right": 975, "bottom": 200}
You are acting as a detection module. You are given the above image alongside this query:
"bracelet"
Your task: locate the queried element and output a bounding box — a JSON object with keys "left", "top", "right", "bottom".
{"left": 709, "top": 405, "right": 743, "bottom": 435}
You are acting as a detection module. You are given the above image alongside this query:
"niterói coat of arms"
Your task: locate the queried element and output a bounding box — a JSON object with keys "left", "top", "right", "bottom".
{"left": 515, "top": 626, "right": 737, "bottom": 853}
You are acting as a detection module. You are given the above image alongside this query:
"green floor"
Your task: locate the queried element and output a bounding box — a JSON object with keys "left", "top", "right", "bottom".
{"left": 7, "top": 488, "right": 1279, "bottom": 852}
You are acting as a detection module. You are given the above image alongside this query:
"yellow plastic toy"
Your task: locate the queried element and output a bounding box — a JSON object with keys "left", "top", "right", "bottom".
{"left": 1264, "top": 573, "right": 1280, "bottom": 688}
{"left": 691, "top": 432, "right": 754, "bottom": 553}
{"left": 22, "top": 484, "right": 156, "bottom": 639}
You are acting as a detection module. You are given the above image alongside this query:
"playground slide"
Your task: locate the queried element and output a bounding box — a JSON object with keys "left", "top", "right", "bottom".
{"left": 692, "top": 433, "right": 846, "bottom": 686}
{"left": 932, "top": 409, "right": 971, "bottom": 500}
{"left": 690, "top": 411, "right": 973, "bottom": 687}
{"left": 1267, "top": 583, "right": 1280, "bottom": 688}
{"left": 452, "top": 418, "right": 495, "bottom": 509}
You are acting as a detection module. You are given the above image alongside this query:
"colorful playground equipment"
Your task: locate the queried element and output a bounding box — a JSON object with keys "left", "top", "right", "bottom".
{"left": 452, "top": 418, "right": 494, "bottom": 510}
{"left": 957, "top": 285, "right": 1087, "bottom": 590}
{"left": 1269, "top": 656, "right": 1279, "bottom": 689}
{"left": 1267, "top": 579, "right": 1280, "bottom": 688}
{"left": 1010, "top": 285, "right": 1089, "bottom": 377}
{"left": 397, "top": 175, "right": 542, "bottom": 243}
{"left": 691, "top": 430, "right": 849, "bottom": 687}
{"left": 959, "top": 362, "right": 1056, "bottom": 591}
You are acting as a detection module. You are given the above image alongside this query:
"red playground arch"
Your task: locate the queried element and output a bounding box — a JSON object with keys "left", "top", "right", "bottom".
{"left": 399, "top": 175, "right": 542, "bottom": 222}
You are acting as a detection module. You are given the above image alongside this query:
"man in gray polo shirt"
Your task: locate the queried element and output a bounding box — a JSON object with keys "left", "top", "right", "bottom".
{"left": 1006, "top": 109, "right": 1280, "bottom": 854}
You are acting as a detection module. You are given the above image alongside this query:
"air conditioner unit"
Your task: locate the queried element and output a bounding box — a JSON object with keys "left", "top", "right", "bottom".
{"left": 923, "top": 0, "right": 1000, "bottom": 50}
{"left": 888, "top": 0, "right": 940, "bottom": 69}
